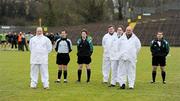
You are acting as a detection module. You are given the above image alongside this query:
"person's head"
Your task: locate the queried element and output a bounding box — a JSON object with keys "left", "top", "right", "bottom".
{"left": 36, "top": 27, "right": 43, "bottom": 36}
{"left": 117, "top": 25, "right": 124, "bottom": 35}
{"left": 156, "top": 32, "right": 163, "bottom": 40}
{"left": 19, "top": 32, "right": 22, "bottom": 35}
{"left": 125, "top": 26, "right": 133, "bottom": 36}
{"left": 81, "top": 29, "right": 88, "bottom": 39}
{"left": 108, "top": 25, "right": 115, "bottom": 34}
{"left": 60, "top": 30, "right": 67, "bottom": 38}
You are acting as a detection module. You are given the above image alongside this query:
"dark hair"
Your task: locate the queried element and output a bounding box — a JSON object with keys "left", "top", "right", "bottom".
{"left": 108, "top": 25, "right": 115, "bottom": 29}
{"left": 61, "top": 29, "right": 67, "bottom": 34}
{"left": 117, "top": 25, "right": 125, "bottom": 31}
{"left": 81, "top": 28, "right": 88, "bottom": 35}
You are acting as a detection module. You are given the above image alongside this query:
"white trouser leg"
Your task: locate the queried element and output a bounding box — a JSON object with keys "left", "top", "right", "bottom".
{"left": 39, "top": 64, "right": 49, "bottom": 88}
{"left": 127, "top": 62, "right": 136, "bottom": 88}
{"left": 102, "top": 57, "right": 111, "bottom": 82}
{"left": 30, "top": 64, "right": 39, "bottom": 87}
{"left": 110, "top": 60, "right": 119, "bottom": 85}
{"left": 118, "top": 60, "right": 127, "bottom": 86}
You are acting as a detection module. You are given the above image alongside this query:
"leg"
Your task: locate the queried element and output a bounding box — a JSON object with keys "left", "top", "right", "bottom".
{"left": 102, "top": 57, "right": 111, "bottom": 83}
{"left": 30, "top": 64, "right": 39, "bottom": 88}
{"left": 151, "top": 56, "right": 158, "bottom": 83}
{"left": 39, "top": 64, "right": 49, "bottom": 88}
{"left": 22, "top": 44, "right": 24, "bottom": 51}
{"left": 25, "top": 43, "right": 29, "bottom": 51}
{"left": 127, "top": 62, "right": 136, "bottom": 88}
{"left": 86, "top": 64, "right": 91, "bottom": 82}
{"left": 63, "top": 65, "right": 68, "bottom": 82}
{"left": 110, "top": 60, "right": 118, "bottom": 86}
{"left": 15, "top": 41, "right": 17, "bottom": 49}
{"left": 11, "top": 42, "right": 14, "bottom": 49}
{"left": 160, "top": 56, "right": 166, "bottom": 84}
{"left": 152, "top": 66, "right": 157, "bottom": 83}
{"left": 160, "top": 66, "right": 166, "bottom": 83}
{"left": 77, "top": 64, "right": 83, "bottom": 82}
{"left": 55, "top": 65, "right": 62, "bottom": 82}
{"left": 18, "top": 42, "right": 20, "bottom": 50}
{"left": 118, "top": 60, "right": 127, "bottom": 88}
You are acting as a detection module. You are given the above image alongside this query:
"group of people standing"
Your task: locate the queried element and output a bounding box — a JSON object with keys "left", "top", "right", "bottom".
{"left": 0, "top": 32, "right": 33, "bottom": 51}
{"left": 29, "top": 25, "right": 169, "bottom": 90}
{"left": 102, "top": 25, "right": 141, "bottom": 89}
{"left": 29, "top": 27, "right": 93, "bottom": 89}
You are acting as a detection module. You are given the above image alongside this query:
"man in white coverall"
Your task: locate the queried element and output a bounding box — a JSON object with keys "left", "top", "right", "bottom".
{"left": 29, "top": 27, "right": 52, "bottom": 89}
{"left": 102, "top": 25, "right": 117, "bottom": 83}
{"left": 109, "top": 26, "right": 124, "bottom": 87}
{"left": 118, "top": 26, "right": 141, "bottom": 89}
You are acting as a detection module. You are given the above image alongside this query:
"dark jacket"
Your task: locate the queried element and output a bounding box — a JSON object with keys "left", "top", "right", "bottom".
{"left": 77, "top": 37, "right": 93, "bottom": 56}
{"left": 150, "top": 38, "right": 170, "bottom": 57}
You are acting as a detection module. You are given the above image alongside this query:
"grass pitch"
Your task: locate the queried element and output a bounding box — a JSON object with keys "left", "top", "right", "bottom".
{"left": 0, "top": 46, "right": 180, "bottom": 101}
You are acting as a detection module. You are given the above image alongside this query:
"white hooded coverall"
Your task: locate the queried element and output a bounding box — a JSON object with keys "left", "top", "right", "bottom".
{"left": 102, "top": 32, "right": 117, "bottom": 82}
{"left": 29, "top": 34, "right": 52, "bottom": 88}
{"left": 117, "top": 33, "right": 141, "bottom": 88}
{"left": 109, "top": 33, "right": 122, "bottom": 85}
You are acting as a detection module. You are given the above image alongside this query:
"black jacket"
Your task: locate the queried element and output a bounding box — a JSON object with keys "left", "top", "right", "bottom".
{"left": 77, "top": 38, "right": 93, "bottom": 56}
{"left": 150, "top": 38, "right": 169, "bottom": 57}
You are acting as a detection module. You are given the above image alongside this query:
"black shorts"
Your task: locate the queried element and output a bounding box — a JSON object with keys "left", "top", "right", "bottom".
{"left": 77, "top": 56, "right": 91, "bottom": 64}
{"left": 56, "top": 53, "right": 70, "bottom": 65}
{"left": 152, "top": 56, "right": 166, "bottom": 66}
{"left": 1, "top": 41, "right": 6, "bottom": 43}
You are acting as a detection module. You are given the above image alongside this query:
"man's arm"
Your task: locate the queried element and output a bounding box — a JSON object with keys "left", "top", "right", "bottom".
{"left": 46, "top": 38, "right": 52, "bottom": 53}
{"left": 165, "top": 40, "right": 170, "bottom": 55}
{"left": 89, "top": 39, "right": 93, "bottom": 54}
{"left": 136, "top": 38, "right": 141, "bottom": 55}
{"left": 150, "top": 40, "right": 155, "bottom": 53}
{"left": 29, "top": 39, "right": 32, "bottom": 51}
{"left": 102, "top": 35, "right": 106, "bottom": 48}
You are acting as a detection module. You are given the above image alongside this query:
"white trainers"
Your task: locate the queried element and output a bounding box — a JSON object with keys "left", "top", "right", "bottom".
{"left": 55, "top": 79, "right": 61, "bottom": 83}
{"left": 64, "top": 79, "right": 68, "bottom": 83}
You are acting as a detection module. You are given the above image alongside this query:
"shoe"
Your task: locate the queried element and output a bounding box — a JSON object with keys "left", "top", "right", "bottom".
{"left": 120, "top": 84, "right": 125, "bottom": 89}
{"left": 102, "top": 82, "right": 108, "bottom": 84}
{"left": 64, "top": 80, "right": 68, "bottom": 83}
{"left": 163, "top": 81, "right": 166, "bottom": 84}
{"left": 108, "top": 84, "right": 115, "bottom": 87}
{"left": 44, "top": 87, "right": 49, "bottom": 90}
{"left": 129, "top": 87, "right": 134, "bottom": 90}
{"left": 86, "top": 80, "right": 90, "bottom": 83}
{"left": 54, "top": 80, "right": 61, "bottom": 83}
{"left": 64, "top": 81, "right": 68, "bottom": 83}
{"left": 30, "top": 86, "right": 37, "bottom": 89}
{"left": 150, "top": 81, "right": 155, "bottom": 84}
{"left": 76, "top": 80, "right": 81, "bottom": 83}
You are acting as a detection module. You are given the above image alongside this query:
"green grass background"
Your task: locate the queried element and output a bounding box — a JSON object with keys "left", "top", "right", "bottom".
{"left": 0, "top": 46, "right": 180, "bottom": 101}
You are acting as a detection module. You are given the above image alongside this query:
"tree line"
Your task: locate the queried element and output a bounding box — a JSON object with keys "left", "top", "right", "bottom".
{"left": 0, "top": 0, "right": 175, "bottom": 26}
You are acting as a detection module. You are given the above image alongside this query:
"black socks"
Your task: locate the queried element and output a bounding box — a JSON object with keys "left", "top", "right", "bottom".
{"left": 58, "top": 70, "right": 62, "bottom": 79}
{"left": 64, "top": 70, "right": 67, "bottom": 80}
{"left": 77, "top": 69, "right": 91, "bottom": 82}
{"left": 78, "top": 69, "right": 82, "bottom": 81}
{"left": 161, "top": 71, "right": 166, "bottom": 82}
{"left": 152, "top": 71, "right": 156, "bottom": 82}
{"left": 87, "top": 69, "right": 91, "bottom": 82}
{"left": 58, "top": 70, "right": 67, "bottom": 80}
{"left": 152, "top": 71, "right": 166, "bottom": 82}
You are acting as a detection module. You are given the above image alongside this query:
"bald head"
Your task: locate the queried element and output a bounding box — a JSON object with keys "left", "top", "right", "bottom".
{"left": 36, "top": 27, "right": 43, "bottom": 35}
{"left": 126, "top": 26, "right": 133, "bottom": 35}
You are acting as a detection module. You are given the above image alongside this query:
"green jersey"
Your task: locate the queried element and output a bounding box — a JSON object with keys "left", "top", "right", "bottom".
{"left": 1, "top": 34, "right": 7, "bottom": 41}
